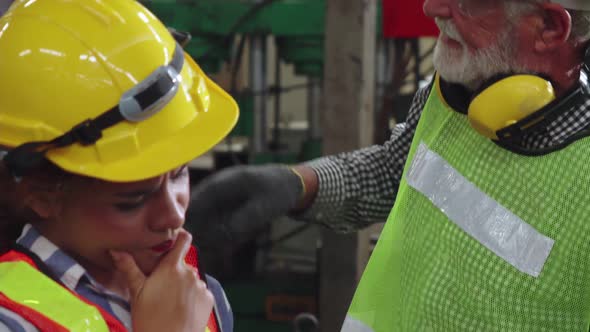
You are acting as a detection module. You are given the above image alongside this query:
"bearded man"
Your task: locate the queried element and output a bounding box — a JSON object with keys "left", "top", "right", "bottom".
{"left": 189, "top": 1, "right": 590, "bottom": 330}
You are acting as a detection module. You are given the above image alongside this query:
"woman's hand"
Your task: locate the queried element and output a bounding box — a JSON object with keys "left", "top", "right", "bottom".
{"left": 110, "top": 231, "right": 214, "bottom": 332}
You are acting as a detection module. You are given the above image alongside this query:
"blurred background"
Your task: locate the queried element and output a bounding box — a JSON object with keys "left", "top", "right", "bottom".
{"left": 0, "top": 1, "right": 439, "bottom": 331}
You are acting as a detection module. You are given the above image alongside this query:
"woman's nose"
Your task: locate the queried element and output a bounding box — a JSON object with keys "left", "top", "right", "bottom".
{"left": 149, "top": 186, "right": 186, "bottom": 232}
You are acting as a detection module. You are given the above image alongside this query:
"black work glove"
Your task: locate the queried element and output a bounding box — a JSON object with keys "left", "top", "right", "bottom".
{"left": 186, "top": 165, "right": 304, "bottom": 249}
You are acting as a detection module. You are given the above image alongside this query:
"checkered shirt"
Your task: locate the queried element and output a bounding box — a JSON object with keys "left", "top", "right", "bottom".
{"left": 303, "top": 80, "right": 590, "bottom": 232}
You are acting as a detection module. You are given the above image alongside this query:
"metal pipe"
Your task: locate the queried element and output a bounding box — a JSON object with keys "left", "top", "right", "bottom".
{"left": 307, "top": 77, "right": 322, "bottom": 140}
{"left": 411, "top": 39, "right": 421, "bottom": 90}
{"left": 375, "top": 38, "right": 388, "bottom": 121}
{"left": 272, "top": 38, "right": 281, "bottom": 150}
{"left": 249, "top": 35, "right": 267, "bottom": 154}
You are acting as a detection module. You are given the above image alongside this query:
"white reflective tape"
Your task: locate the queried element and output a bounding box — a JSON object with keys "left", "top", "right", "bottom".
{"left": 406, "top": 143, "right": 554, "bottom": 278}
{"left": 341, "top": 315, "right": 375, "bottom": 332}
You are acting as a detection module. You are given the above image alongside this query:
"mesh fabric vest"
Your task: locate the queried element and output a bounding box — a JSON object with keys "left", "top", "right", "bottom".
{"left": 343, "top": 80, "right": 590, "bottom": 331}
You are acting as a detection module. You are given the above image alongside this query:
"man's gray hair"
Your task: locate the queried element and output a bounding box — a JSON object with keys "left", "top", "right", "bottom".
{"left": 506, "top": 1, "right": 590, "bottom": 43}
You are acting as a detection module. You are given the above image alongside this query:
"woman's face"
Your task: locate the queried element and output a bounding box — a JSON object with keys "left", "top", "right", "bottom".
{"left": 37, "top": 165, "right": 190, "bottom": 277}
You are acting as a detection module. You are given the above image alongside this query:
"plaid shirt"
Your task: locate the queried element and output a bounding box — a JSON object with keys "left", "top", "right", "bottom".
{"left": 0, "top": 224, "right": 232, "bottom": 332}
{"left": 304, "top": 77, "right": 590, "bottom": 231}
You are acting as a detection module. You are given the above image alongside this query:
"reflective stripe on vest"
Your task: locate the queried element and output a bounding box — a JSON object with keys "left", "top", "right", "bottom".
{"left": 0, "top": 261, "right": 109, "bottom": 332}
{"left": 341, "top": 315, "right": 375, "bottom": 332}
{"left": 407, "top": 142, "right": 554, "bottom": 277}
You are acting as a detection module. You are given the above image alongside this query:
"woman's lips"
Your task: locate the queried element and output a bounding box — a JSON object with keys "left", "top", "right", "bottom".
{"left": 150, "top": 240, "right": 174, "bottom": 253}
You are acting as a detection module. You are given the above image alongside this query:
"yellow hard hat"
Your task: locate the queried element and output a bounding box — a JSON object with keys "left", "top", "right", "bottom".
{"left": 0, "top": 0, "right": 238, "bottom": 182}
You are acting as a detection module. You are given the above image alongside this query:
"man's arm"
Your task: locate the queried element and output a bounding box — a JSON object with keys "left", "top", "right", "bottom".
{"left": 290, "top": 83, "right": 432, "bottom": 232}
{"left": 187, "top": 82, "right": 432, "bottom": 246}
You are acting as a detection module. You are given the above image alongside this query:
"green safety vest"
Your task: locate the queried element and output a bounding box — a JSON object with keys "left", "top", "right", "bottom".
{"left": 0, "top": 251, "right": 114, "bottom": 331}
{"left": 343, "top": 79, "right": 590, "bottom": 331}
{"left": 0, "top": 248, "right": 218, "bottom": 332}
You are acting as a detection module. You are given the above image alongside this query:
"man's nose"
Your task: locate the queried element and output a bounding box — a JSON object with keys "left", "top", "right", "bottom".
{"left": 423, "top": 0, "right": 452, "bottom": 19}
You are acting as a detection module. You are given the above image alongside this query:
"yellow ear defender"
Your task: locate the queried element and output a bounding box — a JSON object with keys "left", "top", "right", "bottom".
{"left": 456, "top": 46, "right": 590, "bottom": 142}
{"left": 468, "top": 75, "right": 556, "bottom": 140}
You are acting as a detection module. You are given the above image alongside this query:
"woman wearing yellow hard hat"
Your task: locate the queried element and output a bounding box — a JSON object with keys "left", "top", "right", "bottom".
{"left": 0, "top": 0, "right": 238, "bottom": 331}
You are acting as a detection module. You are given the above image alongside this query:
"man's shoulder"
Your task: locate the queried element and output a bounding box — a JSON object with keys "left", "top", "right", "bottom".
{"left": 406, "top": 77, "right": 435, "bottom": 123}
{"left": 415, "top": 77, "right": 435, "bottom": 103}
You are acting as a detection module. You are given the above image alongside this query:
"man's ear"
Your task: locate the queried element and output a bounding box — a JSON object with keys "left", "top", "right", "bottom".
{"left": 535, "top": 3, "right": 572, "bottom": 52}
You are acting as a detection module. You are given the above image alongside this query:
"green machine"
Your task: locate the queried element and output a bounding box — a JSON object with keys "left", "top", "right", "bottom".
{"left": 140, "top": 0, "right": 385, "bottom": 165}
{"left": 141, "top": 0, "right": 331, "bottom": 166}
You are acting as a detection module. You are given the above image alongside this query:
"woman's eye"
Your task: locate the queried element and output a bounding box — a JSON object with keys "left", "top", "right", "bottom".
{"left": 114, "top": 201, "right": 144, "bottom": 212}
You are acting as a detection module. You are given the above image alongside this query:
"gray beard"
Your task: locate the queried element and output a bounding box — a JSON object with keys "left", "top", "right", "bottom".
{"left": 433, "top": 20, "right": 527, "bottom": 90}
